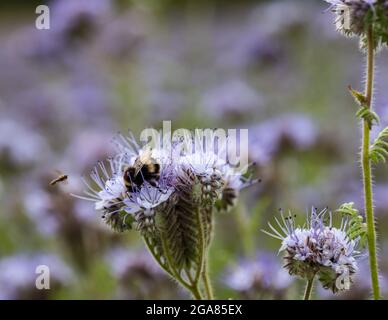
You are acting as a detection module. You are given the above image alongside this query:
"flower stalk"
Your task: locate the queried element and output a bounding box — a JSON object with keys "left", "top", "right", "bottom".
{"left": 362, "top": 25, "right": 381, "bottom": 300}
{"left": 324, "top": 0, "right": 388, "bottom": 300}
{"left": 202, "top": 262, "right": 214, "bottom": 300}
{"left": 303, "top": 276, "right": 315, "bottom": 301}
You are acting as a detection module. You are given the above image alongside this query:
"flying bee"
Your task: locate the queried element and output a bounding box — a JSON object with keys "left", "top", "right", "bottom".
{"left": 123, "top": 149, "right": 160, "bottom": 191}
{"left": 49, "top": 170, "right": 68, "bottom": 186}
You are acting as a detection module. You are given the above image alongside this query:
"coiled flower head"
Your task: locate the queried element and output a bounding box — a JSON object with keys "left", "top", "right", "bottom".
{"left": 325, "top": 1, "right": 376, "bottom": 35}
{"left": 264, "top": 208, "right": 360, "bottom": 293}
{"left": 75, "top": 130, "right": 254, "bottom": 275}
{"left": 324, "top": 0, "right": 388, "bottom": 48}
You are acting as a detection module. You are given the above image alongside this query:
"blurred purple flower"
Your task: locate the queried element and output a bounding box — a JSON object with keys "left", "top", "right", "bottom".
{"left": 65, "top": 76, "right": 113, "bottom": 126}
{"left": 107, "top": 248, "right": 163, "bottom": 278}
{"left": 106, "top": 248, "right": 183, "bottom": 299}
{"left": 201, "top": 80, "right": 264, "bottom": 120}
{"left": 52, "top": 0, "right": 112, "bottom": 37}
{"left": 96, "top": 11, "right": 145, "bottom": 58}
{"left": 215, "top": 1, "right": 312, "bottom": 70}
{"left": 18, "top": 0, "right": 112, "bottom": 62}
{"left": 224, "top": 252, "right": 293, "bottom": 299}
{"left": 23, "top": 188, "right": 59, "bottom": 236}
{"left": 248, "top": 114, "right": 318, "bottom": 165}
{"left": 63, "top": 130, "right": 115, "bottom": 172}
{"left": 0, "top": 253, "right": 73, "bottom": 300}
{"left": 22, "top": 180, "right": 111, "bottom": 237}
{"left": 0, "top": 118, "right": 50, "bottom": 166}
{"left": 5, "top": 88, "right": 58, "bottom": 128}
{"left": 145, "top": 90, "right": 185, "bottom": 122}
{"left": 214, "top": 24, "right": 283, "bottom": 70}
{"left": 373, "top": 184, "right": 388, "bottom": 214}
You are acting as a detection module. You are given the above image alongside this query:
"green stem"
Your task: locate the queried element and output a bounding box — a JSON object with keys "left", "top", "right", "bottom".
{"left": 362, "top": 26, "right": 380, "bottom": 300}
{"left": 196, "top": 206, "right": 215, "bottom": 299}
{"left": 201, "top": 262, "right": 214, "bottom": 300}
{"left": 303, "top": 276, "right": 315, "bottom": 301}
{"left": 189, "top": 282, "right": 203, "bottom": 300}
{"left": 144, "top": 237, "right": 173, "bottom": 277}
{"left": 195, "top": 208, "right": 206, "bottom": 283}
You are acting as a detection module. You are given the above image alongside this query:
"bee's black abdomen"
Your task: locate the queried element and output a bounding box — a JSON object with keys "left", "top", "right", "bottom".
{"left": 123, "top": 159, "right": 161, "bottom": 192}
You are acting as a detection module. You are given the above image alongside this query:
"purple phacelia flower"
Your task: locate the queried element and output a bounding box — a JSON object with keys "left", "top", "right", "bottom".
{"left": 264, "top": 208, "right": 361, "bottom": 293}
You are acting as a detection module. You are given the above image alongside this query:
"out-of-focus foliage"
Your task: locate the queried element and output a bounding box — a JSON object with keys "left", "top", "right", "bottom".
{"left": 1, "top": 0, "right": 388, "bottom": 299}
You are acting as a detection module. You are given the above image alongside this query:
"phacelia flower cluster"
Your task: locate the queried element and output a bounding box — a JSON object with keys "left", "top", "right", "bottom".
{"left": 325, "top": 0, "right": 376, "bottom": 35}
{"left": 264, "top": 208, "right": 360, "bottom": 293}
{"left": 76, "top": 130, "right": 253, "bottom": 272}
{"left": 324, "top": 0, "right": 388, "bottom": 47}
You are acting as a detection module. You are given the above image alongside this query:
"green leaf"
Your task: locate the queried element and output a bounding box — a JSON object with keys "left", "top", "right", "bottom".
{"left": 348, "top": 85, "right": 368, "bottom": 106}
{"left": 370, "top": 127, "right": 388, "bottom": 164}
{"left": 336, "top": 203, "right": 367, "bottom": 245}
{"left": 356, "top": 106, "right": 380, "bottom": 129}
{"left": 335, "top": 202, "right": 358, "bottom": 217}
{"left": 155, "top": 174, "right": 202, "bottom": 272}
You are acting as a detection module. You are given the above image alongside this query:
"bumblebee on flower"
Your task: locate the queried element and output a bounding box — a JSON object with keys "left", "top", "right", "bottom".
{"left": 74, "top": 129, "right": 254, "bottom": 299}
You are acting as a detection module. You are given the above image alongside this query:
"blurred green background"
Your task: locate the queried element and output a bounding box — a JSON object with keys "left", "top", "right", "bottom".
{"left": 0, "top": 0, "right": 388, "bottom": 299}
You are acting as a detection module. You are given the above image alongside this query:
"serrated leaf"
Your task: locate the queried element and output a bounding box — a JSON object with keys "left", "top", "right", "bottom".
{"left": 155, "top": 179, "right": 202, "bottom": 273}
{"left": 335, "top": 202, "right": 358, "bottom": 217}
{"left": 370, "top": 127, "right": 388, "bottom": 164}
{"left": 336, "top": 202, "right": 366, "bottom": 245}
{"left": 356, "top": 106, "right": 380, "bottom": 129}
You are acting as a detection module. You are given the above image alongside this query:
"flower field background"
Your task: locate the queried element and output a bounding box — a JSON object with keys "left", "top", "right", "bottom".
{"left": 0, "top": 0, "right": 388, "bottom": 299}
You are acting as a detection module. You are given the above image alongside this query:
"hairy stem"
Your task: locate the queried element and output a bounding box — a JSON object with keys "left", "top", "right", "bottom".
{"left": 189, "top": 282, "right": 203, "bottom": 300}
{"left": 303, "top": 276, "right": 315, "bottom": 301}
{"left": 201, "top": 262, "right": 214, "bottom": 300}
{"left": 195, "top": 208, "right": 206, "bottom": 283}
{"left": 144, "top": 237, "right": 173, "bottom": 277}
{"left": 362, "top": 26, "right": 380, "bottom": 300}
{"left": 195, "top": 206, "right": 215, "bottom": 300}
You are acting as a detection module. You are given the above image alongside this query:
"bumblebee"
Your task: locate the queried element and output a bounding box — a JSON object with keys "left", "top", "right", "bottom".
{"left": 123, "top": 149, "right": 160, "bottom": 191}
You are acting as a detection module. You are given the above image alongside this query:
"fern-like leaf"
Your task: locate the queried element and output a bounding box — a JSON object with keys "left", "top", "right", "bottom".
{"left": 155, "top": 172, "right": 201, "bottom": 273}
{"left": 370, "top": 127, "right": 388, "bottom": 164}
{"left": 336, "top": 202, "right": 367, "bottom": 246}
{"left": 335, "top": 202, "right": 358, "bottom": 217}
{"left": 349, "top": 85, "right": 379, "bottom": 129}
{"left": 356, "top": 106, "right": 380, "bottom": 129}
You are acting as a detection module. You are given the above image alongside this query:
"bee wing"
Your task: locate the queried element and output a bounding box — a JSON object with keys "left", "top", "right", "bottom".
{"left": 134, "top": 158, "right": 145, "bottom": 175}
{"left": 140, "top": 148, "right": 152, "bottom": 161}
{"left": 49, "top": 178, "right": 58, "bottom": 186}
{"left": 54, "top": 169, "right": 64, "bottom": 175}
